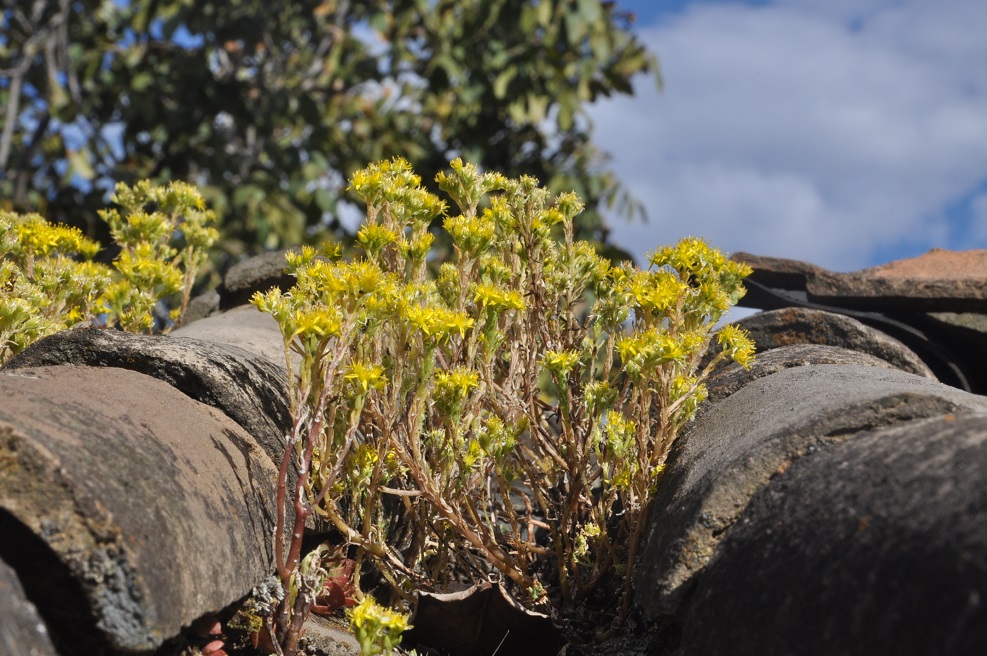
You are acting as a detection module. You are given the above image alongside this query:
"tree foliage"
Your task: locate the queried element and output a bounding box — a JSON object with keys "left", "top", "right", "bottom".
{"left": 1, "top": 0, "right": 659, "bottom": 257}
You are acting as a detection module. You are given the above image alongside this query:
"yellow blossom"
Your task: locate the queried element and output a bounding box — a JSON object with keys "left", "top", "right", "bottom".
{"left": 543, "top": 349, "right": 580, "bottom": 376}
{"left": 400, "top": 231, "right": 435, "bottom": 262}
{"left": 357, "top": 224, "right": 401, "bottom": 254}
{"left": 472, "top": 283, "right": 526, "bottom": 311}
{"left": 348, "top": 597, "right": 411, "bottom": 656}
{"left": 717, "top": 323, "right": 756, "bottom": 368}
{"left": 434, "top": 368, "right": 479, "bottom": 399}
{"left": 345, "top": 361, "right": 387, "bottom": 393}
{"left": 293, "top": 308, "right": 342, "bottom": 340}
{"left": 444, "top": 214, "right": 496, "bottom": 255}
{"left": 403, "top": 305, "right": 474, "bottom": 340}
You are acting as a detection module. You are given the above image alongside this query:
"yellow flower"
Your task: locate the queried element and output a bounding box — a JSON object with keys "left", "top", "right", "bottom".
{"left": 157, "top": 180, "right": 207, "bottom": 211}
{"left": 15, "top": 218, "right": 98, "bottom": 258}
{"left": 542, "top": 349, "right": 580, "bottom": 376}
{"left": 300, "top": 260, "right": 390, "bottom": 303}
{"left": 478, "top": 254, "right": 512, "bottom": 284}
{"left": 555, "top": 192, "right": 585, "bottom": 221}
{"left": 114, "top": 247, "right": 182, "bottom": 294}
{"left": 626, "top": 269, "right": 684, "bottom": 314}
{"left": 348, "top": 157, "right": 420, "bottom": 207}
{"left": 472, "top": 283, "right": 526, "bottom": 311}
{"left": 717, "top": 324, "right": 756, "bottom": 368}
{"left": 583, "top": 380, "right": 615, "bottom": 414}
{"left": 347, "top": 443, "right": 379, "bottom": 487}
{"left": 400, "top": 231, "right": 435, "bottom": 262}
{"left": 349, "top": 597, "right": 411, "bottom": 656}
{"left": 463, "top": 439, "right": 484, "bottom": 470}
{"left": 670, "top": 375, "right": 707, "bottom": 422}
{"left": 293, "top": 308, "right": 342, "bottom": 340}
{"left": 284, "top": 246, "right": 317, "bottom": 273}
{"left": 357, "top": 224, "right": 401, "bottom": 254}
{"left": 433, "top": 368, "right": 480, "bottom": 418}
{"left": 573, "top": 521, "right": 601, "bottom": 564}
{"left": 345, "top": 361, "right": 387, "bottom": 393}
{"left": 340, "top": 260, "right": 387, "bottom": 296}
{"left": 390, "top": 186, "right": 446, "bottom": 226}
{"left": 435, "top": 158, "right": 488, "bottom": 211}
{"left": 539, "top": 207, "right": 565, "bottom": 226}
{"left": 404, "top": 305, "right": 474, "bottom": 340}
{"left": 482, "top": 196, "right": 514, "bottom": 231}
{"left": 617, "top": 328, "right": 700, "bottom": 378}
{"left": 476, "top": 416, "right": 521, "bottom": 460}
{"left": 434, "top": 368, "right": 480, "bottom": 399}
{"left": 444, "top": 214, "right": 496, "bottom": 255}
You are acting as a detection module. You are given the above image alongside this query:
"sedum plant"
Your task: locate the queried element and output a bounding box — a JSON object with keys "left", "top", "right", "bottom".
{"left": 252, "top": 158, "right": 754, "bottom": 651}
{"left": 98, "top": 180, "right": 219, "bottom": 332}
{"left": 0, "top": 180, "right": 218, "bottom": 363}
{"left": 349, "top": 597, "right": 412, "bottom": 656}
{"left": 0, "top": 211, "right": 110, "bottom": 363}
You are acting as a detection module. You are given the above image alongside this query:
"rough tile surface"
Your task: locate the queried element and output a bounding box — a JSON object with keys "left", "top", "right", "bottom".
{"left": 636, "top": 365, "right": 987, "bottom": 616}
{"left": 678, "top": 412, "right": 987, "bottom": 655}
{"left": 0, "top": 366, "right": 279, "bottom": 653}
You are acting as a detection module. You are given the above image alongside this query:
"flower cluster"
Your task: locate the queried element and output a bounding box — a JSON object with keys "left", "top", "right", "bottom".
{"left": 0, "top": 212, "right": 110, "bottom": 362}
{"left": 349, "top": 597, "right": 411, "bottom": 656}
{"left": 100, "top": 180, "right": 218, "bottom": 331}
{"left": 253, "top": 157, "right": 754, "bottom": 647}
{"left": 1, "top": 181, "right": 217, "bottom": 363}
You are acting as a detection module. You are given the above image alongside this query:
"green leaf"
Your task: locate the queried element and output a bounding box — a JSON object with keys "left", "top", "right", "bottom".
{"left": 557, "top": 101, "right": 574, "bottom": 132}
{"left": 564, "top": 8, "right": 587, "bottom": 45}
{"left": 492, "top": 67, "right": 517, "bottom": 100}
{"left": 527, "top": 94, "right": 549, "bottom": 123}
{"left": 578, "top": 0, "right": 602, "bottom": 24}
{"left": 131, "top": 72, "right": 153, "bottom": 91}
{"left": 369, "top": 11, "right": 389, "bottom": 34}
{"left": 7, "top": 0, "right": 658, "bottom": 258}
{"left": 315, "top": 188, "right": 336, "bottom": 212}
{"left": 48, "top": 76, "right": 69, "bottom": 111}
{"left": 536, "top": 0, "right": 553, "bottom": 28}
{"left": 520, "top": 3, "right": 537, "bottom": 34}
{"left": 66, "top": 149, "right": 95, "bottom": 181}
{"left": 431, "top": 53, "right": 463, "bottom": 84}
{"left": 590, "top": 31, "right": 611, "bottom": 62}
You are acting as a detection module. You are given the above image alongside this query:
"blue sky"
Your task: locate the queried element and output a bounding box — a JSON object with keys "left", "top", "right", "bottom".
{"left": 592, "top": 0, "right": 987, "bottom": 272}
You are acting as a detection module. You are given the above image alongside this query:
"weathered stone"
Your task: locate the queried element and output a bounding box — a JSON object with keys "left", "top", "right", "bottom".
{"left": 734, "top": 307, "right": 934, "bottom": 378}
{"left": 221, "top": 248, "right": 297, "bottom": 310}
{"left": 177, "top": 249, "right": 299, "bottom": 325}
{"left": 678, "top": 412, "right": 987, "bottom": 655}
{"left": 299, "top": 616, "right": 361, "bottom": 656}
{"left": 0, "top": 556, "right": 58, "bottom": 656}
{"left": 635, "top": 365, "right": 987, "bottom": 617}
{"left": 0, "top": 366, "right": 278, "bottom": 653}
{"left": 928, "top": 311, "right": 987, "bottom": 334}
{"left": 3, "top": 325, "right": 291, "bottom": 467}
{"left": 730, "top": 252, "right": 825, "bottom": 290}
{"left": 807, "top": 248, "right": 987, "bottom": 312}
{"left": 182, "top": 288, "right": 222, "bottom": 325}
{"left": 170, "top": 304, "right": 287, "bottom": 370}
{"left": 733, "top": 248, "right": 987, "bottom": 313}
{"left": 704, "top": 343, "right": 899, "bottom": 408}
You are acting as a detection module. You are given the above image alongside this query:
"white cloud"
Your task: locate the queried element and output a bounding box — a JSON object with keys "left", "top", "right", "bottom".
{"left": 591, "top": 0, "right": 987, "bottom": 271}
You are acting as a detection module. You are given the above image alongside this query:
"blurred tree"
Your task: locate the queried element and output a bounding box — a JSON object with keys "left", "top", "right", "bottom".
{"left": 0, "top": 0, "right": 659, "bottom": 259}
